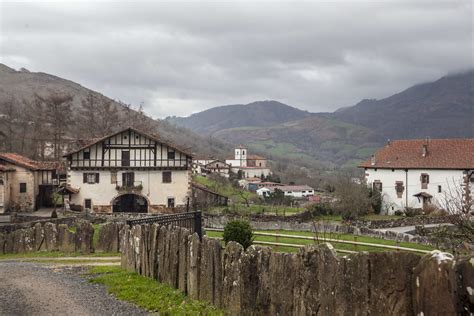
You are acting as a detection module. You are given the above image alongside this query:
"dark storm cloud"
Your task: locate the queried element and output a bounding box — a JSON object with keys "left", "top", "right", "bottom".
{"left": 0, "top": 0, "right": 472, "bottom": 117}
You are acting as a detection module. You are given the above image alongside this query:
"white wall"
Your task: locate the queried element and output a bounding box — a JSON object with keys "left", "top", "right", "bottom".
{"left": 69, "top": 169, "right": 190, "bottom": 209}
{"left": 365, "top": 168, "right": 466, "bottom": 214}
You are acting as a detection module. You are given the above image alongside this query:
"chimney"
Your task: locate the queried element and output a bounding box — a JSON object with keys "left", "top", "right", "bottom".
{"left": 387, "top": 139, "right": 391, "bottom": 146}
{"left": 422, "top": 144, "right": 428, "bottom": 157}
{"left": 370, "top": 154, "right": 376, "bottom": 166}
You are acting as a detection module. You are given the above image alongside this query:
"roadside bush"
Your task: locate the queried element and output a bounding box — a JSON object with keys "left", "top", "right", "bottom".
{"left": 394, "top": 210, "right": 404, "bottom": 216}
{"left": 404, "top": 207, "right": 423, "bottom": 217}
{"left": 333, "top": 179, "right": 371, "bottom": 220}
{"left": 368, "top": 188, "right": 382, "bottom": 214}
{"left": 223, "top": 220, "right": 253, "bottom": 249}
{"left": 306, "top": 203, "right": 333, "bottom": 217}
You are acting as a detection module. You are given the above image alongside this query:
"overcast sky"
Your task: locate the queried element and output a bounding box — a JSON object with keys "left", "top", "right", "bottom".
{"left": 0, "top": 0, "right": 472, "bottom": 118}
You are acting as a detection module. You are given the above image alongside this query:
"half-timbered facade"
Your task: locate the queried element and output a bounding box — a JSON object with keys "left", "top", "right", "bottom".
{"left": 64, "top": 127, "right": 193, "bottom": 214}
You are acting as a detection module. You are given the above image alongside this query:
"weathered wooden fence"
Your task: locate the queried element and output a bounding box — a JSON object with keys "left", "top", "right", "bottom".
{"left": 121, "top": 224, "right": 474, "bottom": 315}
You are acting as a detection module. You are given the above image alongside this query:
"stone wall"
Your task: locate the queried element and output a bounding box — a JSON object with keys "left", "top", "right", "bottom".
{"left": 203, "top": 215, "right": 455, "bottom": 249}
{"left": 0, "top": 220, "right": 94, "bottom": 254}
{"left": 121, "top": 224, "right": 474, "bottom": 315}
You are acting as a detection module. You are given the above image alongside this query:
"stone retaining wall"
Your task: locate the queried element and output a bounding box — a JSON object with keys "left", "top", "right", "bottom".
{"left": 121, "top": 224, "right": 474, "bottom": 315}
{"left": 0, "top": 220, "right": 94, "bottom": 254}
{"left": 352, "top": 215, "right": 457, "bottom": 229}
{"left": 203, "top": 215, "right": 453, "bottom": 249}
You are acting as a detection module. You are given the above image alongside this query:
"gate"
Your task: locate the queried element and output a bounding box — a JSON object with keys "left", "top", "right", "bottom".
{"left": 126, "top": 211, "right": 202, "bottom": 238}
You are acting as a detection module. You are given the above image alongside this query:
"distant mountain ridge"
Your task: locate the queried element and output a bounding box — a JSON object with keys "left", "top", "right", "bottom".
{"left": 167, "top": 71, "right": 474, "bottom": 167}
{"left": 167, "top": 100, "right": 312, "bottom": 134}
{"left": 0, "top": 63, "right": 231, "bottom": 159}
{"left": 331, "top": 71, "right": 474, "bottom": 139}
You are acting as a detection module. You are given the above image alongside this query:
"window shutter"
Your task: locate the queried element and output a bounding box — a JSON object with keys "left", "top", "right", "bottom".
{"left": 95, "top": 173, "right": 100, "bottom": 183}
{"left": 83, "top": 173, "right": 87, "bottom": 183}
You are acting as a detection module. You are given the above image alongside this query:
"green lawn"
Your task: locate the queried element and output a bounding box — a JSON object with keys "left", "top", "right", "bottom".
{"left": 206, "top": 229, "right": 435, "bottom": 254}
{"left": 88, "top": 266, "right": 222, "bottom": 314}
{"left": 193, "top": 175, "right": 256, "bottom": 203}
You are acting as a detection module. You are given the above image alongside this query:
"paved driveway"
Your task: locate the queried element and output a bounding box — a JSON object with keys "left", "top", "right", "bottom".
{"left": 0, "top": 261, "right": 147, "bottom": 316}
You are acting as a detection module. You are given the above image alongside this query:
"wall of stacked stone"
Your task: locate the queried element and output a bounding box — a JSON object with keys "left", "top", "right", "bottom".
{"left": 203, "top": 215, "right": 454, "bottom": 249}
{"left": 0, "top": 217, "right": 77, "bottom": 234}
{"left": 0, "top": 220, "right": 94, "bottom": 254}
{"left": 351, "top": 215, "right": 458, "bottom": 229}
{"left": 120, "top": 224, "right": 474, "bottom": 315}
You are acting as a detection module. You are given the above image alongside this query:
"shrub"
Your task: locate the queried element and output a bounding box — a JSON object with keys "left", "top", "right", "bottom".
{"left": 404, "top": 207, "right": 423, "bottom": 217}
{"left": 306, "top": 203, "right": 333, "bottom": 217}
{"left": 368, "top": 188, "right": 382, "bottom": 214}
{"left": 223, "top": 220, "right": 253, "bottom": 249}
{"left": 394, "top": 210, "right": 404, "bottom": 216}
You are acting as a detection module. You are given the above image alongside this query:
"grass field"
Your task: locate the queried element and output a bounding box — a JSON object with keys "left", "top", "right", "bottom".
{"left": 88, "top": 266, "right": 222, "bottom": 314}
{"left": 206, "top": 229, "right": 435, "bottom": 254}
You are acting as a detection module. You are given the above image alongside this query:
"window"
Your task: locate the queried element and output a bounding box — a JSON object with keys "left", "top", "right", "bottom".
{"left": 162, "top": 171, "right": 172, "bottom": 183}
{"left": 111, "top": 171, "right": 117, "bottom": 184}
{"left": 0, "top": 175, "right": 4, "bottom": 185}
{"left": 121, "top": 151, "right": 130, "bottom": 167}
{"left": 438, "top": 185, "right": 442, "bottom": 193}
{"left": 83, "top": 173, "right": 99, "bottom": 184}
{"left": 420, "top": 173, "right": 429, "bottom": 189}
{"left": 167, "top": 197, "right": 175, "bottom": 208}
{"left": 167, "top": 151, "right": 175, "bottom": 160}
{"left": 373, "top": 180, "right": 382, "bottom": 191}
{"left": 85, "top": 199, "right": 92, "bottom": 209}
{"left": 395, "top": 181, "right": 404, "bottom": 198}
{"left": 83, "top": 151, "right": 90, "bottom": 160}
{"left": 19, "top": 183, "right": 27, "bottom": 193}
{"left": 242, "top": 150, "right": 245, "bottom": 155}
{"left": 122, "top": 172, "right": 135, "bottom": 187}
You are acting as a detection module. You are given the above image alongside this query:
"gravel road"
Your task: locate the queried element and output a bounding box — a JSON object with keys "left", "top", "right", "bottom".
{"left": 0, "top": 261, "right": 148, "bottom": 316}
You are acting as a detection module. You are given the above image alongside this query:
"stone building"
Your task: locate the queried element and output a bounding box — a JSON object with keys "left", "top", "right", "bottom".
{"left": 0, "top": 153, "right": 60, "bottom": 213}
{"left": 63, "top": 127, "right": 193, "bottom": 213}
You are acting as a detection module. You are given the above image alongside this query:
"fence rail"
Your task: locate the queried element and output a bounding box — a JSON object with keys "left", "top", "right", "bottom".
{"left": 127, "top": 211, "right": 202, "bottom": 238}
{"left": 205, "top": 228, "right": 431, "bottom": 254}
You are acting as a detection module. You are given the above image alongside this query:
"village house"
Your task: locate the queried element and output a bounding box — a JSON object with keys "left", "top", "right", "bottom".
{"left": 257, "top": 185, "right": 315, "bottom": 199}
{"left": 225, "top": 145, "right": 271, "bottom": 179}
{"left": 0, "top": 153, "right": 60, "bottom": 213}
{"left": 359, "top": 139, "right": 474, "bottom": 215}
{"left": 63, "top": 127, "right": 193, "bottom": 214}
{"left": 192, "top": 157, "right": 231, "bottom": 178}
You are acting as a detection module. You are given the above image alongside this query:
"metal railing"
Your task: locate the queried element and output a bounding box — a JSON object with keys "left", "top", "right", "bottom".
{"left": 205, "top": 228, "right": 431, "bottom": 254}
{"left": 127, "top": 211, "right": 202, "bottom": 238}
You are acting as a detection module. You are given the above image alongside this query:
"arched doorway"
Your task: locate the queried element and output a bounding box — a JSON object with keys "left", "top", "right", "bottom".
{"left": 112, "top": 194, "right": 148, "bottom": 213}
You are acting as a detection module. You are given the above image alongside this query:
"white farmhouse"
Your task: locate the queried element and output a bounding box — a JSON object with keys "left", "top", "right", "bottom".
{"left": 225, "top": 145, "right": 271, "bottom": 178}
{"left": 257, "top": 185, "right": 315, "bottom": 198}
{"left": 63, "top": 127, "right": 192, "bottom": 214}
{"left": 359, "top": 139, "right": 474, "bottom": 215}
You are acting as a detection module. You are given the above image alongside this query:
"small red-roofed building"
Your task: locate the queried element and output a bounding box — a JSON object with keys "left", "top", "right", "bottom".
{"left": 0, "top": 153, "right": 61, "bottom": 212}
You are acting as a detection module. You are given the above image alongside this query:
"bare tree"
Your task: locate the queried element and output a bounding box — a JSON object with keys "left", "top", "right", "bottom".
{"left": 437, "top": 174, "right": 474, "bottom": 244}
{"left": 0, "top": 96, "right": 18, "bottom": 151}
{"left": 78, "top": 92, "right": 119, "bottom": 138}
{"left": 36, "top": 92, "right": 74, "bottom": 159}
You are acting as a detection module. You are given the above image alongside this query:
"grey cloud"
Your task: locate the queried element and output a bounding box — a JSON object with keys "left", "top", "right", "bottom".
{"left": 0, "top": 0, "right": 472, "bottom": 118}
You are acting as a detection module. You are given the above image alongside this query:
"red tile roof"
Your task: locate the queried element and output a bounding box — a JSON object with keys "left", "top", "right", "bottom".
{"left": 0, "top": 153, "right": 59, "bottom": 171}
{"left": 359, "top": 139, "right": 474, "bottom": 169}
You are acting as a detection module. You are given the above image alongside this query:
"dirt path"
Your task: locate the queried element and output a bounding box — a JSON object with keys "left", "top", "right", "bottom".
{"left": 0, "top": 261, "right": 147, "bottom": 316}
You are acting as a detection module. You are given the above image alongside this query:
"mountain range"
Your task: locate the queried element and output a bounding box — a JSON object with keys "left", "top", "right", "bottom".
{"left": 167, "top": 71, "right": 474, "bottom": 167}
{"left": 1, "top": 62, "right": 472, "bottom": 171}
